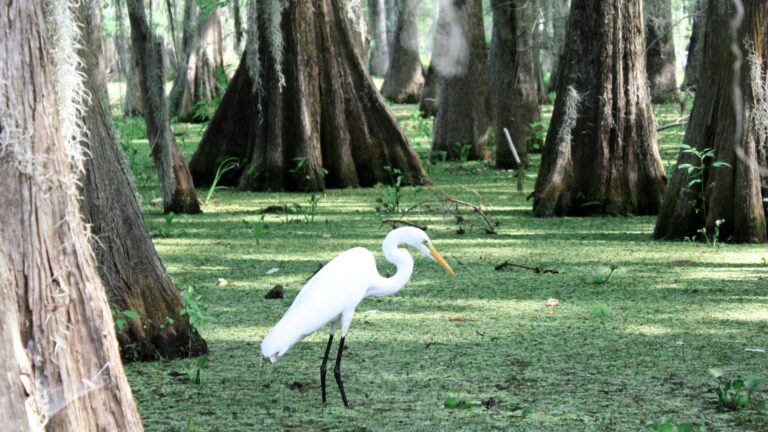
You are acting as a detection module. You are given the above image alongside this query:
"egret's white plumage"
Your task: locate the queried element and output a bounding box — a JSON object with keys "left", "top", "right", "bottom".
{"left": 260, "top": 227, "right": 454, "bottom": 363}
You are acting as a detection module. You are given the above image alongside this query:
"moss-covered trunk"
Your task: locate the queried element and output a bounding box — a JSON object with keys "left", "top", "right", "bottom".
{"left": 0, "top": 0, "right": 143, "bottom": 426}
{"left": 127, "top": 0, "right": 201, "bottom": 214}
{"left": 78, "top": 0, "right": 207, "bottom": 360}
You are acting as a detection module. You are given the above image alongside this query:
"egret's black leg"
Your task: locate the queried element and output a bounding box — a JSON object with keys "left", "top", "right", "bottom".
{"left": 320, "top": 333, "right": 334, "bottom": 404}
{"left": 334, "top": 336, "right": 350, "bottom": 408}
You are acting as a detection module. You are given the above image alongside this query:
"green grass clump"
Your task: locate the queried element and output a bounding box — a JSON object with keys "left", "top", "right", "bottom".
{"left": 115, "top": 96, "right": 768, "bottom": 431}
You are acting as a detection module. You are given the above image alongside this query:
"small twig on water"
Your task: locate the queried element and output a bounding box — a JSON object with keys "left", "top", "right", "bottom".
{"left": 495, "top": 260, "right": 559, "bottom": 274}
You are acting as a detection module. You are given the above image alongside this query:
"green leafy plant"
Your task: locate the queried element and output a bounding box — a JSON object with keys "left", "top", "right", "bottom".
{"left": 289, "top": 156, "right": 328, "bottom": 185}
{"left": 187, "top": 356, "right": 209, "bottom": 384}
{"left": 180, "top": 286, "right": 215, "bottom": 332}
{"left": 452, "top": 142, "right": 473, "bottom": 163}
{"left": 710, "top": 370, "right": 766, "bottom": 412}
{"left": 695, "top": 218, "right": 725, "bottom": 248}
{"left": 205, "top": 157, "right": 240, "bottom": 204}
{"left": 191, "top": 96, "right": 221, "bottom": 122}
{"left": 525, "top": 120, "right": 547, "bottom": 152}
{"left": 112, "top": 309, "right": 140, "bottom": 334}
{"left": 585, "top": 261, "right": 620, "bottom": 284}
{"left": 159, "top": 316, "right": 175, "bottom": 330}
{"left": 590, "top": 301, "right": 613, "bottom": 328}
{"left": 645, "top": 417, "right": 700, "bottom": 432}
{"left": 151, "top": 211, "right": 176, "bottom": 238}
{"left": 304, "top": 193, "right": 322, "bottom": 223}
{"left": 242, "top": 216, "right": 268, "bottom": 245}
{"left": 375, "top": 166, "right": 403, "bottom": 214}
{"left": 676, "top": 145, "right": 731, "bottom": 242}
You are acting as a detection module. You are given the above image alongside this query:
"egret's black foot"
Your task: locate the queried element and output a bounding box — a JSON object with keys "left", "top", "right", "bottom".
{"left": 320, "top": 334, "right": 334, "bottom": 404}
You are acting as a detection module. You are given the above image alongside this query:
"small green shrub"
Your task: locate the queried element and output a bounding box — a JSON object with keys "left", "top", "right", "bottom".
{"left": 205, "top": 157, "right": 240, "bottom": 204}
{"left": 375, "top": 166, "right": 403, "bottom": 214}
{"left": 112, "top": 309, "right": 140, "bottom": 334}
{"left": 710, "top": 370, "right": 766, "bottom": 412}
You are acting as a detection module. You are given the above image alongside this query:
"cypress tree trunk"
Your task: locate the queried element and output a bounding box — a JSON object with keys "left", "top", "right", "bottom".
{"left": 545, "top": 0, "right": 569, "bottom": 92}
{"left": 116, "top": 0, "right": 144, "bottom": 116}
{"left": 654, "top": 0, "right": 768, "bottom": 243}
{"left": 231, "top": 0, "right": 244, "bottom": 52}
{"left": 127, "top": 0, "right": 202, "bottom": 213}
{"left": 349, "top": 0, "right": 370, "bottom": 69}
{"left": 368, "top": 0, "right": 390, "bottom": 75}
{"left": 168, "top": 4, "right": 226, "bottom": 122}
{"left": 431, "top": 0, "right": 492, "bottom": 161}
{"left": 644, "top": 0, "right": 679, "bottom": 102}
{"left": 381, "top": 0, "right": 424, "bottom": 103}
{"left": 491, "top": 0, "right": 541, "bottom": 169}
{"left": 78, "top": 0, "right": 207, "bottom": 360}
{"left": 386, "top": 0, "right": 398, "bottom": 50}
{"left": 189, "top": 0, "right": 428, "bottom": 191}
{"left": 682, "top": 0, "right": 707, "bottom": 90}
{"left": 419, "top": 5, "right": 450, "bottom": 118}
{"left": 419, "top": 62, "right": 440, "bottom": 117}
{"left": 0, "top": 0, "right": 143, "bottom": 427}
{"left": 533, "top": 0, "right": 666, "bottom": 217}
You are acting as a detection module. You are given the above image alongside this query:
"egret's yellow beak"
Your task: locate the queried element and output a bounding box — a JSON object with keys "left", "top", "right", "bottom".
{"left": 427, "top": 243, "right": 455, "bottom": 277}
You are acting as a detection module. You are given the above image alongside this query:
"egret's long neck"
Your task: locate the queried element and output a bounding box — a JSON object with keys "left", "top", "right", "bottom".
{"left": 367, "top": 236, "right": 414, "bottom": 297}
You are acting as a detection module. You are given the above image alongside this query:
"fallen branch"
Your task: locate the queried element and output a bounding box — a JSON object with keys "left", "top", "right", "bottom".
{"left": 381, "top": 219, "right": 427, "bottom": 230}
{"left": 495, "top": 261, "right": 559, "bottom": 274}
{"left": 657, "top": 116, "right": 689, "bottom": 132}
{"left": 445, "top": 197, "right": 497, "bottom": 234}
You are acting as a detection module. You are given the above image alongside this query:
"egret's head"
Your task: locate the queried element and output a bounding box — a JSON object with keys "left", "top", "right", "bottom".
{"left": 395, "top": 227, "right": 456, "bottom": 277}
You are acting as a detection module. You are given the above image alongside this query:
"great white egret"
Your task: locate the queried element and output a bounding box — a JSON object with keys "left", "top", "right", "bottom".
{"left": 260, "top": 227, "right": 455, "bottom": 407}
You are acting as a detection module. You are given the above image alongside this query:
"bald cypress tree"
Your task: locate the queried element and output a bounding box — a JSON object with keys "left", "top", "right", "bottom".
{"left": 189, "top": 0, "right": 428, "bottom": 191}
{"left": 654, "top": 0, "right": 768, "bottom": 243}
{"left": 533, "top": 0, "right": 666, "bottom": 216}
{"left": 0, "top": 0, "right": 142, "bottom": 426}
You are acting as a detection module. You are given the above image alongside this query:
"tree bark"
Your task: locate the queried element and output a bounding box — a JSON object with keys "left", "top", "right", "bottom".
{"left": 189, "top": 0, "right": 429, "bottom": 191}
{"left": 386, "top": 0, "right": 398, "bottom": 51}
{"left": 368, "top": 0, "right": 390, "bottom": 75}
{"left": 127, "top": 0, "right": 202, "bottom": 213}
{"left": 644, "top": 0, "right": 679, "bottom": 102}
{"left": 78, "top": 0, "right": 207, "bottom": 360}
{"left": 491, "top": 0, "right": 541, "bottom": 169}
{"left": 431, "top": 0, "right": 493, "bottom": 161}
{"left": 232, "top": 0, "right": 244, "bottom": 52}
{"left": 419, "top": 4, "right": 450, "bottom": 118}
{"left": 654, "top": 0, "right": 768, "bottom": 243}
{"left": 165, "top": 0, "right": 180, "bottom": 67}
{"left": 533, "top": 0, "right": 666, "bottom": 217}
{"left": 381, "top": 0, "right": 424, "bottom": 103}
{"left": 419, "top": 62, "right": 440, "bottom": 117}
{"left": 168, "top": 4, "right": 226, "bottom": 122}
{"left": 544, "top": 0, "right": 569, "bottom": 92}
{"left": 116, "top": 0, "right": 144, "bottom": 116}
{"left": 0, "top": 0, "right": 143, "bottom": 427}
{"left": 682, "top": 0, "right": 707, "bottom": 90}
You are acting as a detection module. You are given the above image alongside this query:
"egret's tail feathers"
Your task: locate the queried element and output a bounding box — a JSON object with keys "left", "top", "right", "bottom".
{"left": 260, "top": 320, "right": 304, "bottom": 363}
